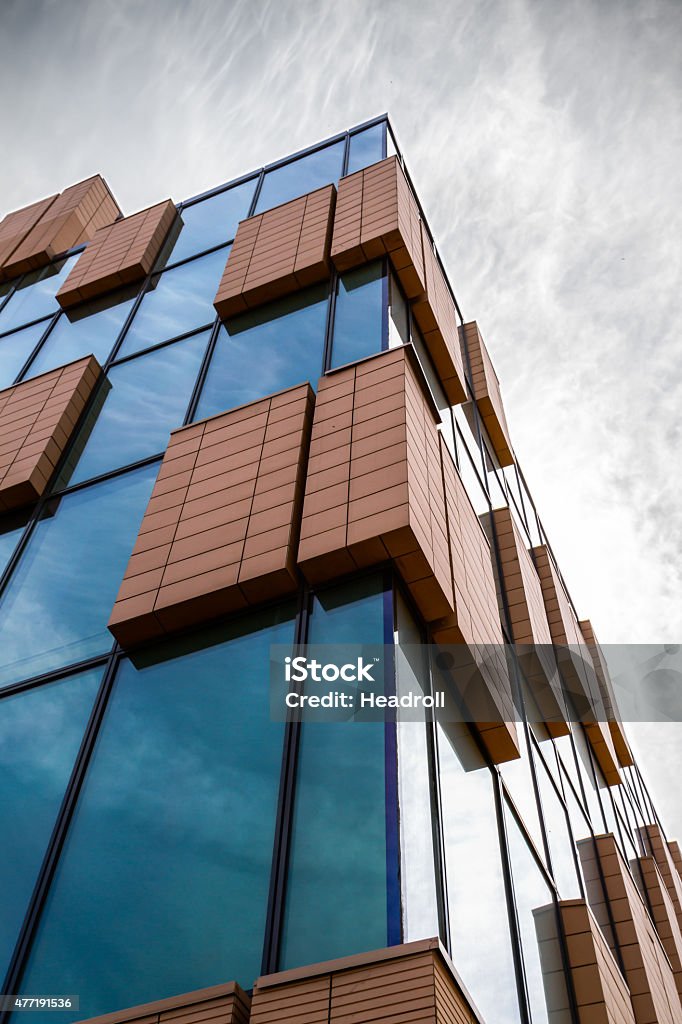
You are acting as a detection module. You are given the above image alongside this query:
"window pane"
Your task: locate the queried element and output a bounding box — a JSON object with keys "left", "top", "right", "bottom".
{"left": 387, "top": 271, "right": 409, "bottom": 348}
{"left": 0, "top": 667, "right": 102, "bottom": 977}
{"left": 168, "top": 180, "right": 256, "bottom": 264}
{"left": 117, "top": 249, "right": 225, "bottom": 359}
{"left": 0, "top": 257, "right": 78, "bottom": 334}
{"left": 436, "top": 709, "right": 519, "bottom": 1023}
{"left": 19, "top": 606, "right": 295, "bottom": 1020}
{"left": 280, "top": 573, "right": 388, "bottom": 969}
{"left": 195, "top": 286, "right": 328, "bottom": 420}
{"left": 0, "top": 464, "right": 156, "bottom": 688}
{"left": 505, "top": 809, "right": 571, "bottom": 1024}
{"left": 533, "top": 750, "right": 581, "bottom": 898}
{"left": 347, "top": 124, "right": 385, "bottom": 175}
{"left": 23, "top": 289, "right": 137, "bottom": 380}
{"left": 0, "top": 321, "right": 46, "bottom": 389}
{"left": 255, "top": 141, "right": 345, "bottom": 214}
{"left": 67, "top": 330, "right": 209, "bottom": 485}
{"left": 330, "top": 261, "right": 384, "bottom": 369}
{"left": 0, "top": 509, "right": 30, "bottom": 577}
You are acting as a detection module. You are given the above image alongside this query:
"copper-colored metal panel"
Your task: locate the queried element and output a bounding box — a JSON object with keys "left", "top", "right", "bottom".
{"left": 533, "top": 545, "right": 622, "bottom": 785}
{"left": 461, "top": 321, "right": 514, "bottom": 466}
{"left": 68, "top": 982, "right": 250, "bottom": 1024}
{"left": 108, "top": 383, "right": 314, "bottom": 649}
{"left": 638, "top": 824, "right": 682, "bottom": 938}
{"left": 579, "top": 619, "right": 634, "bottom": 768}
{"left": 534, "top": 898, "right": 636, "bottom": 1024}
{"left": 251, "top": 937, "right": 480, "bottom": 1024}
{"left": 578, "top": 834, "right": 682, "bottom": 1023}
{"left": 491, "top": 506, "right": 569, "bottom": 737}
{"left": 637, "top": 855, "right": 682, "bottom": 1000}
{"left": 0, "top": 176, "right": 120, "bottom": 281}
{"left": 214, "top": 185, "right": 335, "bottom": 319}
{"left": 0, "top": 356, "right": 101, "bottom": 510}
{"left": 57, "top": 200, "right": 178, "bottom": 308}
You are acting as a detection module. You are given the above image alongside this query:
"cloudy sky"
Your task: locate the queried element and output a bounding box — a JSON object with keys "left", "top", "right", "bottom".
{"left": 1, "top": 0, "right": 680, "bottom": 832}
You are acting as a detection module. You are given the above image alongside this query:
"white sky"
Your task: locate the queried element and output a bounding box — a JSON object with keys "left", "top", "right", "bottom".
{"left": 1, "top": 0, "right": 680, "bottom": 836}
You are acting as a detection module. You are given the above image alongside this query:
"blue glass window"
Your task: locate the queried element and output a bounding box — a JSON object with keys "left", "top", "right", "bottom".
{"left": 66, "top": 330, "right": 209, "bottom": 485}
{"left": 168, "top": 180, "right": 256, "bottom": 264}
{"left": 0, "top": 509, "right": 30, "bottom": 577}
{"left": 255, "top": 141, "right": 345, "bottom": 214}
{"left": 22, "top": 290, "right": 137, "bottom": 380}
{"left": 0, "top": 321, "right": 46, "bottom": 389}
{"left": 330, "top": 260, "right": 385, "bottom": 368}
{"left": 0, "top": 257, "right": 78, "bottom": 335}
{"left": 0, "top": 464, "right": 156, "bottom": 688}
{"left": 347, "top": 124, "right": 385, "bottom": 174}
{"left": 19, "top": 606, "right": 296, "bottom": 1020}
{"left": 0, "top": 667, "right": 102, "bottom": 977}
{"left": 195, "top": 285, "right": 328, "bottom": 420}
{"left": 280, "top": 573, "right": 389, "bottom": 969}
{"left": 116, "top": 248, "right": 225, "bottom": 359}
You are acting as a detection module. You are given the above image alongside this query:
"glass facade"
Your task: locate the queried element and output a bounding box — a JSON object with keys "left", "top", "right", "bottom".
{"left": 0, "top": 116, "right": 672, "bottom": 1024}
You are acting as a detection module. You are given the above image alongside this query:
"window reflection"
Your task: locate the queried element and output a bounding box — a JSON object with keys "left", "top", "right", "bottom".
{"left": 436, "top": 713, "right": 519, "bottom": 1024}
{"left": 22, "top": 289, "right": 137, "bottom": 380}
{"left": 347, "top": 124, "right": 385, "bottom": 175}
{"left": 533, "top": 750, "right": 581, "bottom": 898}
{"left": 66, "top": 330, "right": 210, "bottom": 485}
{"left": 0, "top": 667, "right": 102, "bottom": 978}
{"left": 331, "top": 260, "right": 385, "bottom": 368}
{"left": 280, "top": 573, "right": 388, "bottom": 970}
{"left": 0, "top": 464, "right": 156, "bottom": 688}
{"left": 0, "top": 257, "right": 78, "bottom": 335}
{"left": 0, "top": 508, "right": 31, "bottom": 577}
{"left": 168, "top": 180, "right": 256, "bottom": 265}
{"left": 196, "top": 285, "right": 328, "bottom": 420}
{"left": 116, "top": 248, "right": 225, "bottom": 359}
{"left": 255, "top": 141, "right": 344, "bottom": 214}
{"left": 17, "top": 606, "right": 296, "bottom": 1020}
{"left": 0, "top": 320, "right": 46, "bottom": 389}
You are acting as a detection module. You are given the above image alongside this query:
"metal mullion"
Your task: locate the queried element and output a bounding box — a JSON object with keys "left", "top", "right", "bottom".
{"left": 47, "top": 453, "right": 164, "bottom": 502}
{"left": 528, "top": 729, "right": 585, "bottom": 897}
{"left": 0, "top": 649, "right": 122, "bottom": 1017}
{"left": 261, "top": 581, "right": 310, "bottom": 975}
{"left": 493, "top": 771, "right": 533, "bottom": 1024}
{"left": 321, "top": 270, "right": 339, "bottom": 373}
{"left": 14, "top": 311, "right": 62, "bottom": 383}
{"left": 109, "top": 321, "right": 215, "bottom": 369}
{"left": 0, "top": 311, "right": 55, "bottom": 343}
{"left": 382, "top": 572, "right": 401, "bottom": 946}
{"left": 183, "top": 317, "right": 222, "bottom": 425}
{"left": 340, "top": 131, "right": 351, "bottom": 178}
{"left": 154, "top": 239, "right": 232, "bottom": 276}
{"left": 247, "top": 170, "right": 266, "bottom": 219}
{"left": 0, "top": 651, "right": 112, "bottom": 702}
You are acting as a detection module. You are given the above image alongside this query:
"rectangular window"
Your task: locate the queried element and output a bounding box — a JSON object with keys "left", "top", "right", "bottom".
{"left": 16, "top": 605, "right": 296, "bottom": 1020}
{"left": 0, "top": 257, "right": 78, "bottom": 335}
{"left": 116, "top": 248, "right": 225, "bottom": 359}
{"left": 0, "top": 321, "right": 46, "bottom": 389}
{"left": 0, "top": 463, "right": 156, "bottom": 688}
{"left": 347, "top": 123, "right": 386, "bottom": 175}
{"left": 0, "top": 667, "right": 102, "bottom": 978}
{"left": 280, "top": 573, "right": 390, "bottom": 969}
{"left": 22, "top": 289, "right": 137, "bottom": 381}
{"left": 167, "top": 179, "right": 256, "bottom": 265}
{"left": 195, "top": 284, "right": 328, "bottom": 421}
{"left": 64, "top": 329, "right": 210, "bottom": 485}
{"left": 330, "top": 260, "right": 385, "bottom": 369}
{"left": 255, "top": 141, "right": 345, "bottom": 214}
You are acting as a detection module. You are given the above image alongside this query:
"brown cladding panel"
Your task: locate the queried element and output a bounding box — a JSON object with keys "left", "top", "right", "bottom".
{"left": 578, "top": 834, "right": 682, "bottom": 1024}
{"left": 579, "top": 619, "right": 634, "bottom": 768}
{"left": 637, "top": 824, "right": 682, "bottom": 939}
{"left": 70, "top": 982, "right": 250, "bottom": 1024}
{"left": 331, "top": 157, "right": 466, "bottom": 405}
{"left": 535, "top": 898, "right": 636, "bottom": 1024}
{"left": 0, "top": 194, "right": 58, "bottom": 271}
{"left": 0, "top": 356, "right": 102, "bottom": 510}
{"left": 108, "top": 384, "right": 314, "bottom": 648}
{"left": 298, "top": 347, "right": 518, "bottom": 764}
{"left": 491, "top": 506, "right": 569, "bottom": 737}
{"left": 637, "top": 856, "right": 682, "bottom": 1001}
{"left": 251, "top": 938, "right": 479, "bottom": 1024}
{"left": 57, "top": 200, "right": 178, "bottom": 308}
{"left": 214, "top": 185, "right": 335, "bottom": 319}
{"left": 461, "top": 321, "right": 514, "bottom": 466}
{"left": 533, "top": 545, "right": 621, "bottom": 786}
{"left": 0, "top": 176, "right": 120, "bottom": 281}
